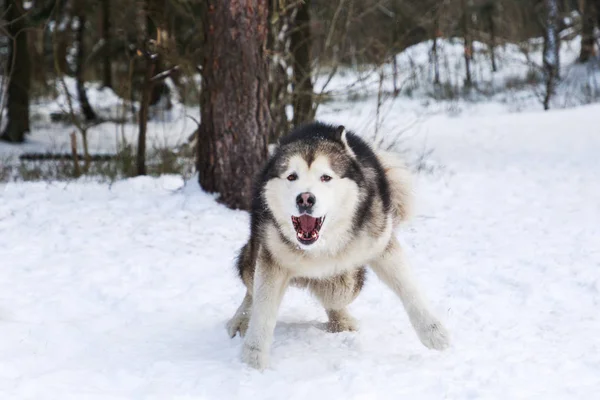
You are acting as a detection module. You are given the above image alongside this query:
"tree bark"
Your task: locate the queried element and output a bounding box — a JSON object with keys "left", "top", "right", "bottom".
{"left": 197, "top": 0, "right": 271, "bottom": 211}
{"left": 543, "top": 0, "right": 560, "bottom": 110}
{"left": 291, "top": 0, "right": 314, "bottom": 127}
{"left": 578, "top": 0, "right": 596, "bottom": 63}
{"left": 75, "top": 11, "right": 98, "bottom": 121}
{"left": 1, "top": 0, "right": 31, "bottom": 143}
{"left": 101, "top": 0, "right": 113, "bottom": 88}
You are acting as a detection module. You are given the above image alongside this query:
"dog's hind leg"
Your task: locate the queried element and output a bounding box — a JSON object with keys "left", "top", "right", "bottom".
{"left": 308, "top": 268, "right": 365, "bottom": 333}
{"left": 324, "top": 308, "right": 358, "bottom": 333}
{"left": 227, "top": 241, "right": 256, "bottom": 338}
{"left": 370, "top": 237, "right": 450, "bottom": 351}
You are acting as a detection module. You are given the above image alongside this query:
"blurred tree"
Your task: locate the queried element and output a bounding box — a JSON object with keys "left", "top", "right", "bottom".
{"left": 291, "top": 0, "right": 314, "bottom": 127}
{"left": 1, "top": 0, "right": 31, "bottom": 143}
{"left": 578, "top": 0, "right": 597, "bottom": 62}
{"left": 267, "top": 0, "right": 292, "bottom": 142}
{"left": 462, "top": 0, "right": 473, "bottom": 87}
{"left": 100, "top": 0, "right": 113, "bottom": 88}
{"left": 481, "top": 1, "right": 498, "bottom": 72}
{"left": 543, "top": 0, "right": 560, "bottom": 110}
{"left": 75, "top": 0, "right": 98, "bottom": 121}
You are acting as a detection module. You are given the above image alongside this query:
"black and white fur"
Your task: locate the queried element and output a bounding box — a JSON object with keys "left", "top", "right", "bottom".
{"left": 227, "top": 122, "right": 449, "bottom": 370}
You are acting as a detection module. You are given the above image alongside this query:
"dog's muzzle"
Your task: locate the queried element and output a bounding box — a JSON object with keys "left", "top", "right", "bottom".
{"left": 291, "top": 215, "right": 324, "bottom": 245}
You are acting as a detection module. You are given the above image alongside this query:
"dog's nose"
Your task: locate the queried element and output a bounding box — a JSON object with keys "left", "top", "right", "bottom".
{"left": 296, "top": 192, "right": 316, "bottom": 212}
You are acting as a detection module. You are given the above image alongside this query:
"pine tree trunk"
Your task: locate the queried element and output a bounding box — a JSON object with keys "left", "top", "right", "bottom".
{"left": 291, "top": 0, "right": 314, "bottom": 127}
{"left": 579, "top": 0, "right": 596, "bottom": 63}
{"left": 1, "top": 0, "right": 31, "bottom": 143}
{"left": 197, "top": 0, "right": 271, "bottom": 211}
{"left": 543, "top": 0, "right": 560, "bottom": 110}
{"left": 75, "top": 12, "right": 97, "bottom": 122}
{"left": 101, "top": 0, "right": 113, "bottom": 88}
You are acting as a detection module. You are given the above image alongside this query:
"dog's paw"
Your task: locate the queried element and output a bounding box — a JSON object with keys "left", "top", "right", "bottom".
{"left": 226, "top": 315, "right": 249, "bottom": 338}
{"left": 326, "top": 315, "right": 358, "bottom": 333}
{"left": 416, "top": 320, "right": 450, "bottom": 351}
{"left": 241, "top": 344, "right": 269, "bottom": 370}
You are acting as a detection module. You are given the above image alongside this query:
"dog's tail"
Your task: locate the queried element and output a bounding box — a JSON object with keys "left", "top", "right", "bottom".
{"left": 376, "top": 149, "right": 414, "bottom": 226}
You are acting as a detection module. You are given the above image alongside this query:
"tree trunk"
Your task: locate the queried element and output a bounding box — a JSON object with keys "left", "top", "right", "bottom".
{"left": 136, "top": 56, "right": 156, "bottom": 176}
{"left": 488, "top": 6, "right": 498, "bottom": 72}
{"left": 433, "top": 14, "right": 440, "bottom": 85}
{"left": 579, "top": 0, "right": 596, "bottom": 63}
{"left": 75, "top": 12, "right": 98, "bottom": 121}
{"left": 101, "top": 0, "right": 113, "bottom": 88}
{"left": 391, "top": 0, "right": 400, "bottom": 96}
{"left": 462, "top": 0, "right": 473, "bottom": 88}
{"left": 1, "top": 0, "right": 31, "bottom": 143}
{"left": 198, "top": 0, "right": 271, "bottom": 211}
{"left": 146, "top": 0, "right": 171, "bottom": 109}
{"left": 543, "top": 0, "right": 560, "bottom": 110}
{"left": 291, "top": 0, "right": 314, "bottom": 127}
{"left": 267, "top": 0, "right": 291, "bottom": 143}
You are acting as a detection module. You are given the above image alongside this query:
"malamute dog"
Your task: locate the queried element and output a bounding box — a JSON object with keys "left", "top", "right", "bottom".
{"left": 227, "top": 122, "right": 449, "bottom": 370}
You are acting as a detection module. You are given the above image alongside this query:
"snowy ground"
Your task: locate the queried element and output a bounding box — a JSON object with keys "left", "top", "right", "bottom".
{"left": 2, "top": 99, "right": 600, "bottom": 398}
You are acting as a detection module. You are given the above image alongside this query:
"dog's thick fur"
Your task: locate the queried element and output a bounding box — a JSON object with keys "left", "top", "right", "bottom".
{"left": 227, "top": 122, "right": 449, "bottom": 370}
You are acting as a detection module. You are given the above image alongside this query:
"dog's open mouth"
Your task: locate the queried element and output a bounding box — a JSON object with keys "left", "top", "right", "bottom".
{"left": 291, "top": 215, "right": 324, "bottom": 245}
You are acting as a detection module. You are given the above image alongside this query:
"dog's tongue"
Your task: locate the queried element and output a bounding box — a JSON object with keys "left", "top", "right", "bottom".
{"left": 298, "top": 215, "right": 317, "bottom": 232}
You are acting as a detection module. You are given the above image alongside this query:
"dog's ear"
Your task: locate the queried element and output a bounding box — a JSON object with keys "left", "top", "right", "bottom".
{"left": 334, "top": 125, "right": 356, "bottom": 159}
{"left": 333, "top": 125, "right": 346, "bottom": 142}
{"left": 268, "top": 143, "right": 278, "bottom": 157}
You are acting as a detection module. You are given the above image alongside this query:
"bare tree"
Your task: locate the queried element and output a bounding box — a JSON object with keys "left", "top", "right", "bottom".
{"left": 543, "top": 0, "right": 560, "bottom": 110}
{"left": 462, "top": 0, "right": 473, "bottom": 87}
{"left": 75, "top": 2, "right": 97, "bottom": 121}
{"left": 101, "top": 0, "right": 113, "bottom": 88}
{"left": 267, "top": 0, "right": 292, "bottom": 142}
{"left": 578, "top": 0, "right": 597, "bottom": 63}
{"left": 197, "top": 0, "right": 271, "bottom": 210}
{"left": 482, "top": 2, "right": 498, "bottom": 72}
{"left": 135, "top": 0, "right": 157, "bottom": 176}
{"left": 1, "top": 0, "right": 31, "bottom": 143}
{"left": 432, "top": 12, "right": 441, "bottom": 85}
{"left": 291, "top": 0, "right": 314, "bottom": 127}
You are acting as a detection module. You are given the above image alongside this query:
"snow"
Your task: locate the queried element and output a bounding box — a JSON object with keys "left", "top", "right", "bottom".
{"left": 2, "top": 95, "right": 600, "bottom": 398}
{"left": 1, "top": 77, "right": 197, "bottom": 161}
{"left": 2, "top": 31, "right": 600, "bottom": 398}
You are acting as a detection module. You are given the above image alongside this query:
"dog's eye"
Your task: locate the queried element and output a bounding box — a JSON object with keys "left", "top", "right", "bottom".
{"left": 321, "top": 175, "right": 332, "bottom": 182}
{"left": 286, "top": 173, "right": 298, "bottom": 181}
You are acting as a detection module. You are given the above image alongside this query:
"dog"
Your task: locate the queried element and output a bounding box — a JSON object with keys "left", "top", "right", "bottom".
{"left": 226, "top": 122, "right": 449, "bottom": 370}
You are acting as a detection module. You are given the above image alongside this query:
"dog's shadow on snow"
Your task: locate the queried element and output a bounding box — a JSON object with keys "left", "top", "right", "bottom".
{"left": 273, "top": 319, "right": 360, "bottom": 348}
{"left": 277, "top": 320, "right": 326, "bottom": 331}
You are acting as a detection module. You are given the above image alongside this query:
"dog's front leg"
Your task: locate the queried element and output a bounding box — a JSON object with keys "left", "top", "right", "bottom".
{"left": 370, "top": 237, "right": 450, "bottom": 351}
{"left": 241, "top": 257, "right": 289, "bottom": 370}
